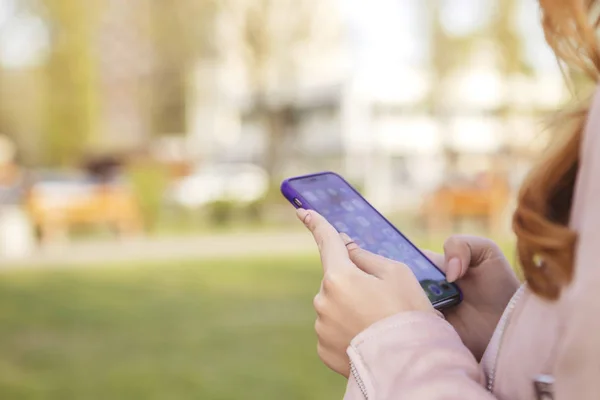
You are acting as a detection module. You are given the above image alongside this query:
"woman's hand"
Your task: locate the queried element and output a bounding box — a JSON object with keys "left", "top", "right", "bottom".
{"left": 297, "top": 209, "right": 436, "bottom": 378}
{"left": 423, "top": 236, "right": 520, "bottom": 360}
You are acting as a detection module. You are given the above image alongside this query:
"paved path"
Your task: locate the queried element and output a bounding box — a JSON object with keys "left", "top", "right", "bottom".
{"left": 0, "top": 231, "right": 317, "bottom": 270}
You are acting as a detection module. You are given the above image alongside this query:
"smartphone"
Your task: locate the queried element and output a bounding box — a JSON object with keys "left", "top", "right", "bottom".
{"left": 281, "top": 171, "right": 462, "bottom": 310}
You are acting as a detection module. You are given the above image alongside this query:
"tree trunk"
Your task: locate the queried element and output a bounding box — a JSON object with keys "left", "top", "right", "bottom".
{"left": 258, "top": 100, "right": 293, "bottom": 181}
{"left": 426, "top": 0, "right": 456, "bottom": 177}
{"left": 44, "top": 0, "right": 99, "bottom": 166}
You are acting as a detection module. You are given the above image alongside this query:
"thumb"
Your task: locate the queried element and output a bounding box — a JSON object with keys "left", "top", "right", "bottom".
{"left": 421, "top": 249, "right": 461, "bottom": 283}
{"left": 442, "top": 235, "right": 500, "bottom": 282}
{"left": 341, "top": 234, "right": 391, "bottom": 279}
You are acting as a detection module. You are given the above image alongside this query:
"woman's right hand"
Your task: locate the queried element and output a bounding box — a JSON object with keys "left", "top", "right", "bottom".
{"left": 423, "top": 236, "right": 520, "bottom": 360}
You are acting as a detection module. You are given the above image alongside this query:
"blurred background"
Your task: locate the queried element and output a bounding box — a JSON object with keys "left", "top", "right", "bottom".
{"left": 0, "top": 0, "right": 579, "bottom": 398}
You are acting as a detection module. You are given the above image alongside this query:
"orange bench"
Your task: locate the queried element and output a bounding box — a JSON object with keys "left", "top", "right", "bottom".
{"left": 26, "top": 182, "right": 142, "bottom": 243}
{"left": 422, "top": 174, "right": 510, "bottom": 236}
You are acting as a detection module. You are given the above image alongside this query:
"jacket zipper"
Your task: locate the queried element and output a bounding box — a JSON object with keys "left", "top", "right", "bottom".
{"left": 350, "top": 361, "right": 369, "bottom": 399}
{"left": 487, "top": 285, "right": 526, "bottom": 393}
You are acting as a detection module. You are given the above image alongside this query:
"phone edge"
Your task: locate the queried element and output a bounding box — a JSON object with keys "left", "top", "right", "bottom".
{"left": 280, "top": 171, "right": 463, "bottom": 310}
{"left": 280, "top": 171, "right": 334, "bottom": 210}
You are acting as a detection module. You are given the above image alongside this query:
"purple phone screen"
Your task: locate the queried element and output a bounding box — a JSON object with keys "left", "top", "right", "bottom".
{"left": 288, "top": 173, "right": 460, "bottom": 304}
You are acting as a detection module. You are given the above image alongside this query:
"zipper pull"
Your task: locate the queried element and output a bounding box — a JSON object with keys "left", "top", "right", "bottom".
{"left": 533, "top": 374, "right": 555, "bottom": 400}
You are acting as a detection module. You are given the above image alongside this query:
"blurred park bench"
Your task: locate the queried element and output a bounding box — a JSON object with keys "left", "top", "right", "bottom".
{"left": 422, "top": 172, "right": 510, "bottom": 236}
{"left": 26, "top": 172, "right": 142, "bottom": 243}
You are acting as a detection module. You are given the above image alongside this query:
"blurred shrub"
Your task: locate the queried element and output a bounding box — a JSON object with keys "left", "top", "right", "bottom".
{"left": 239, "top": 183, "right": 288, "bottom": 224}
{"left": 126, "top": 161, "right": 170, "bottom": 233}
{"left": 241, "top": 199, "right": 264, "bottom": 223}
{"left": 264, "top": 183, "right": 287, "bottom": 205}
{"left": 206, "top": 200, "right": 236, "bottom": 226}
{"left": 152, "top": 182, "right": 292, "bottom": 231}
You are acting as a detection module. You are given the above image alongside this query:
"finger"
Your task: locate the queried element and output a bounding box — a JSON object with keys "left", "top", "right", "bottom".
{"left": 442, "top": 236, "right": 470, "bottom": 282}
{"left": 296, "top": 209, "right": 350, "bottom": 271}
{"left": 442, "top": 235, "right": 498, "bottom": 282}
{"left": 422, "top": 248, "right": 461, "bottom": 282}
{"left": 341, "top": 235, "right": 393, "bottom": 279}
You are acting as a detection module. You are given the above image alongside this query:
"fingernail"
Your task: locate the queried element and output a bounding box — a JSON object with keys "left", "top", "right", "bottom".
{"left": 296, "top": 208, "right": 311, "bottom": 224}
{"left": 446, "top": 257, "right": 462, "bottom": 282}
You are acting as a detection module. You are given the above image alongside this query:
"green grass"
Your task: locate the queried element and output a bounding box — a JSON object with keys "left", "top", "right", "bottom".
{"left": 0, "top": 256, "right": 345, "bottom": 400}
{"left": 0, "top": 238, "right": 520, "bottom": 400}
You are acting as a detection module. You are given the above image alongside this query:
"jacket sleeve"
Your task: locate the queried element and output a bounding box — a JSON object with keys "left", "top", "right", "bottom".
{"left": 344, "top": 312, "right": 497, "bottom": 400}
{"left": 552, "top": 91, "right": 600, "bottom": 399}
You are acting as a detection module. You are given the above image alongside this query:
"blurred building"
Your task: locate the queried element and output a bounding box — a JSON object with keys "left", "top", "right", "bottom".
{"left": 96, "top": 0, "right": 154, "bottom": 151}
{"left": 187, "top": 0, "right": 567, "bottom": 212}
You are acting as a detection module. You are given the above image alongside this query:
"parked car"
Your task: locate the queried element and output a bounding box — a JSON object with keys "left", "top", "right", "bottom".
{"left": 168, "top": 164, "right": 269, "bottom": 208}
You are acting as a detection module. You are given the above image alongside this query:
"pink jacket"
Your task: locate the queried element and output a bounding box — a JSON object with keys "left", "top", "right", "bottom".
{"left": 344, "top": 93, "right": 600, "bottom": 400}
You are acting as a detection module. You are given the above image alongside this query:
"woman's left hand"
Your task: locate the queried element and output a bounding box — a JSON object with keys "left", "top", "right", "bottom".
{"left": 297, "top": 209, "right": 436, "bottom": 378}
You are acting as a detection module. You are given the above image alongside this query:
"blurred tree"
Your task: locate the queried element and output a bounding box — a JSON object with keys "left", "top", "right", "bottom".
{"left": 427, "top": 0, "right": 528, "bottom": 177}
{"left": 428, "top": 0, "right": 527, "bottom": 98}
{"left": 489, "top": 0, "right": 531, "bottom": 169}
{"left": 0, "top": 67, "right": 46, "bottom": 165}
{"left": 428, "top": 3, "right": 480, "bottom": 81}
{"left": 36, "top": 0, "right": 168, "bottom": 162}
{"left": 40, "top": 0, "right": 100, "bottom": 166}
{"left": 491, "top": 0, "right": 527, "bottom": 76}
{"left": 126, "top": 157, "right": 170, "bottom": 233}
{"left": 148, "top": 0, "right": 218, "bottom": 137}
{"left": 94, "top": 0, "right": 155, "bottom": 152}
{"left": 0, "top": 1, "right": 46, "bottom": 165}
{"left": 0, "top": 69, "right": 8, "bottom": 138}
{"left": 221, "top": 0, "right": 339, "bottom": 180}
{"left": 426, "top": 0, "right": 467, "bottom": 178}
